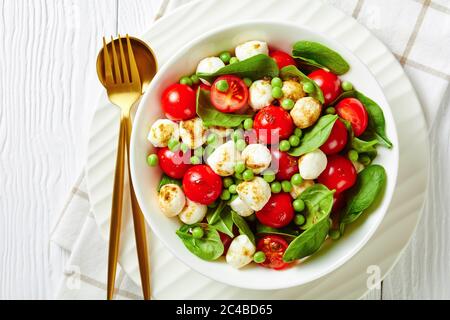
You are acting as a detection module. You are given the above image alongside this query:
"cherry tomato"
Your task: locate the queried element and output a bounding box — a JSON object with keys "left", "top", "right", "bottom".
{"left": 182, "top": 165, "right": 222, "bottom": 205}
{"left": 219, "top": 232, "right": 232, "bottom": 255}
{"left": 271, "top": 149, "right": 299, "bottom": 181}
{"left": 270, "top": 50, "right": 296, "bottom": 70}
{"left": 320, "top": 119, "right": 348, "bottom": 155}
{"left": 157, "top": 147, "right": 191, "bottom": 179}
{"left": 256, "top": 193, "right": 294, "bottom": 228}
{"left": 308, "top": 69, "right": 342, "bottom": 105}
{"left": 318, "top": 155, "right": 357, "bottom": 193}
{"left": 256, "top": 235, "right": 291, "bottom": 270}
{"left": 161, "top": 83, "right": 196, "bottom": 120}
{"left": 335, "top": 98, "right": 369, "bottom": 137}
{"left": 253, "top": 105, "right": 294, "bottom": 144}
{"left": 210, "top": 75, "right": 249, "bottom": 113}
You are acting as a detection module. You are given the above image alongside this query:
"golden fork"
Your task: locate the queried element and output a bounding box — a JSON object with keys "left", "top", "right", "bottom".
{"left": 102, "top": 35, "right": 151, "bottom": 300}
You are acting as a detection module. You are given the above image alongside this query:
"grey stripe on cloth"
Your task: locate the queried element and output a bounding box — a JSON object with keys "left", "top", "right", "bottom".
{"left": 352, "top": 0, "right": 364, "bottom": 18}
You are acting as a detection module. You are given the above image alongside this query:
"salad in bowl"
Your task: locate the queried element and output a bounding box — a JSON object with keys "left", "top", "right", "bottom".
{"left": 144, "top": 37, "right": 393, "bottom": 271}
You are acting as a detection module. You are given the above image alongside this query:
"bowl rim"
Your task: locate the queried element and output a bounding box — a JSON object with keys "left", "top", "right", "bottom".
{"left": 130, "top": 19, "right": 399, "bottom": 290}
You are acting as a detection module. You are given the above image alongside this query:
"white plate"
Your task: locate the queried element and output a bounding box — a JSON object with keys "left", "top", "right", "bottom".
{"left": 129, "top": 20, "right": 399, "bottom": 290}
{"left": 86, "top": 0, "right": 427, "bottom": 298}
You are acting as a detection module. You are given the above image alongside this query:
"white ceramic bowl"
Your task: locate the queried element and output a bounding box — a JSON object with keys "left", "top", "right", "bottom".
{"left": 130, "top": 21, "right": 399, "bottom": 290}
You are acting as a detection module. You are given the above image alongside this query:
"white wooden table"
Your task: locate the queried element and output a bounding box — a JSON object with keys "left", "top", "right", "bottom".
{"left": 1, "top": 0, "right": 448, "bottom": 299}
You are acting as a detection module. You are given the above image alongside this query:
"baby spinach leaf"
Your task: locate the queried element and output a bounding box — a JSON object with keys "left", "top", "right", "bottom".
{"left": 232, "top": 211, "right": 255, "bottom": 245}
{"left": 292, "top": 41, "right": 350, "bottom": 75}
{"left": 176, "top": 223, "right": 224, "bottom": 261}
{"left": 283, "top": 215, "right": 331, "bottom": 262}
{"left": 289, "top": 114, "right": 338, "bottom": 156}
{"left": 197, "top": 54, "right": 279, "bottom": 83}
{"left": 299, "top": 184, "right": 334, "bottom": 230}
{"left": 256, "top": 223, "right": 300, "bottom": 240}
{"left": 340, "top": 165, "right": 386, "bottom": 226}
{"left": 196, "top": 89, "right": 252, "bottom": 128}
{"left": 331, "top": 90, "right": 393, "bottom": 148}
{"left": 280, "top": 65, "right": 324, "bottom": 103}
{"left": 207, "top": 204, "right": 234, "bottom": 237}
{"left": 157, "top": 174, "right": 182, "bottom": 191}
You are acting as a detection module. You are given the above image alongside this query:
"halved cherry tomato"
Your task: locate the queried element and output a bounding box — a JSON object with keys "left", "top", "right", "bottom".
{"left": 270, "top": 50, "right": 296, "bottom": 70}
{"left": 210, "top": 75, "right": 249, "bottom": 113}
{"left": 335, "top": 98, "right": 368, "bottom": 137}
{"left": 271, "top": 149, "right": 299, "bottom": 181}
{"left": 182, "top": 165, "right": 222, "bottom": 205}
{"left": 157, "top": 147, "right": 192, "bottom": 179}
{"left": 219, "top": 232, "right": 232, "bottom": 255}
{"left": 161, "top": 83, "right": 196, "bottom": 120}
{"left": 256, "top": 193, "right": 294, "bottom": 228}
{"left": 318, "top": 155, "right": 357, "bottom": 193}
{"left": 320, "top": 119, "right": 348, "bottom": 155}
{"left": 308, "top": 69, "right": 342, "bottom": 105}
{"left": 253, "top": 105, "right": 294, "bottom": 144}
{"left": 256, "top": 235, "right": 291, "bottom": 270}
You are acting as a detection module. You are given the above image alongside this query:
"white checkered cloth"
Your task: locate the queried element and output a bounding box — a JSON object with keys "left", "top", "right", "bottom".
{"left": 51, "top": 0, "right": 450, "bottom": 299}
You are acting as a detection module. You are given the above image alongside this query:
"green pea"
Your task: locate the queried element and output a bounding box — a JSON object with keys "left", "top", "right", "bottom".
{"left": 207, "top": 133, "right": 218, "bottom": 145}
{"left": 303, "top": 81, "right": 315, "bottom": 93}
{"left": 229, "top": 57, "right": 239, "bottom": 64}
{"left": 341, "top": 81, "right": 353, "bottom": 91}
{"left": 234, "top": 161, "right": 246, "bottom": 174}
{"left": 289, "top": 135, "right": 300, "bottom": 147}
{"left": 293, "top": 199, "right": 305, "bottom": 212}
{"left": 253, "top": 251, "right": 266, "bottom": 263}
{"left": 325, "top": 107, "right": 336, "bottom": 115}
{"left": 279, "top": 140, "right": 290, "bottom": 152}
{"left": 168, "top": 138, "right": 180, "bottom": 151}
{"left": 243, "top": 169, "right": 254, "bottom": 181}
{"left": 263, "top": 170, "right": 276, "bottom": 183}
{"left": 235, "top": 179, "right": 243, "bottom": 185}
{"left": 281, "top": 180, "right": 292, "bottom": 192}
{"left": 229, "top": 184, "right": 237, "bottom": 194}
{"left": 294, "top": 128, "right": 302, "bottom": 138}
{"left": 271, "top": 77, "right": 282, "bottom": 88}
{"left": 271, "top": 181, "right": 282, "bottom": 193}
{"left": 215, "top": 79, "right": 229, "bottom": 92}
{"left": 281, "top": 98, "right": 294, "bottom": 110}
{"left": 294, "top": 214, "right": 305, "bottom": 226}
{"left": 243, "top": 118, "right": 253, "bottom": 130}
{"left": 234, "top": 171, "right": 243, "bottom": 180}
{"left": 223, "top": 177, "right": 234, "bottom": 188}
{"left": 329, "top": 229, "right": 341, "bottom": 240}
{"left": 291, "top": 173, "right": 303, "bottom": 186}
{"left": 243, "top": 78, "right": 252, "bottom": 87}
{"left": 220, "top": 190, "right": 231, "bottom": 200}
{"left": 236, "top": 139, "right": 246, "bottom": 151}
{"left": 192, "top": 227, "right": 204, "bottom": 239}
{"left": 180, "top": 143, "right": 189, "bottom": 153}
{"left": 232, "top": 130, "right": 244, "bottom": 142}
{"left": 348, "top": 149, "right": 359, "bottom": 162}
{"left": 194, "top": 147, "right": 203, "bottom": 158}
{"left": 272, "top": 86, "right": 283, "bottom": 99}
{"left": 147, "top": 154, "right": 158, "bottom": 167}
{"left": 179, "top": 76, "right": 192, "bottom": 86}
{"left": 190, "top": 155, "right": 201, "bottom": 165}
{"left": 190, "top": 74, "right": 200, "bottom": 85}
{"left": 219, "top": 51, "right": 231, "bottom": 63}
{"left": 360, "top": 155, "right": 371, "bottom": 166}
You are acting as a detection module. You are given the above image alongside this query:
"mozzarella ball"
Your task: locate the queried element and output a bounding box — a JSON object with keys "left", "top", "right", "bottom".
{"left": 226, "top": 235, "right": 256, "bottom": 269}
{"left": 352, "top": 160, "right": 365, "bottom": 173}
{"left": 235, "top": 40, "right": 269, "bottom": 61}
{"left": 207, "top": 140, "right": 240, "bottom": 176}
{"left": 158, "top": 184, "right": 186, "bottom": 217}
{"left": 236, "top": 177, "right": 271, "bottom": 211}
{"left": 179, "top": 117, "right": 206, "bottom": 149}
{"left": 290, "top": 97, "right": 322, "bottom": 129}
{"left": 196, "top": 57, "right": 225, "bottom": 85}
{"left": 290, "top": 180, "right": 315, "bottom": 199}
{"left": 230, "top": 196, "right": 254, "bottom": 217}
{"left": 147, "top": 119, "right": 179, "bottom": 148}
{"left": 178, "top": 198, "right": 207, "bottom": 225}
{"left": 298, "top": 149, "right": 328, "bottom": 180}
{"left": 249, "top": 80, "right": 274, "bottom": 111}
{"left": 281, "top": 79, "right": 305, "bottom": 101}
{"left": 241, "top": 144, "right": 272, "bottom": 174}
